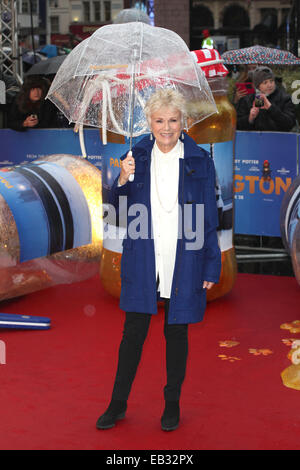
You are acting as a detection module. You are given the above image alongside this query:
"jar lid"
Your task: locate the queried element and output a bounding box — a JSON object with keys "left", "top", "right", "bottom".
{"left": 191, "top": 49, "right": 229, "bottom": 78}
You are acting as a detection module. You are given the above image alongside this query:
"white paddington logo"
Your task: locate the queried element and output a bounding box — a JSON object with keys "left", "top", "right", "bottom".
{"left": 0, "top": 340, "right": 6, "bottom": 365}
{"left": 291, "top": 80, "right": 300, "bottom": 104}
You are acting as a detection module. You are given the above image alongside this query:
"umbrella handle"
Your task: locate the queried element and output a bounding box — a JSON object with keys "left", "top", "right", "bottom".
{"left": 102, "top": 80, "right": 107, "bottom": 145}
{"left": 79, "top": 124, "right": 87, "bottom": 158}
{"left": 128, "top": 150, "right": 134, "bottom": 182}
{"left": 129, "top": 49, "right": 138, "bottom": 148}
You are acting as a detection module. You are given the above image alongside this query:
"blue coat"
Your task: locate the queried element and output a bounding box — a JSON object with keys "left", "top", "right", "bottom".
{"left": 109, "top": 133, "right": 221, "bottom": 324}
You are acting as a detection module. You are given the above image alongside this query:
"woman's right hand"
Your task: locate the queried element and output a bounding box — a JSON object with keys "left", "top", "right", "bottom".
{"left": 23, "top": 115, "right": 38, "bottom": 128}
{"left": 234, "top": 88, "right": 247, "bottom": 103}
{"left": 119, "top": 151, "right": 135, "bottom": 185}
{"left": 249, "top": 103, "right": 259, "bottom": 123}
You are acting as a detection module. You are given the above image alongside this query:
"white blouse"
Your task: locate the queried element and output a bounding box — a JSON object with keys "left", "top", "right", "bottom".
{"left": 150, "top": 140, "right": 184, "bottom": 298}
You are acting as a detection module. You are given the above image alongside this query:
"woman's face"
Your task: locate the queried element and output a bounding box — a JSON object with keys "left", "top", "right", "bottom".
{"left": 150, "top": 106, "right": 182, "bottom": 153}
{"left": 258, "top": 79, "right": 275, "bottom": 96}
{"left": 29, "top": 87, "right": 42, "bottom": 102}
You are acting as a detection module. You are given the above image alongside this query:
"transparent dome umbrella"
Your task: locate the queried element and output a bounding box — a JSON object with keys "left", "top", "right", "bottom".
{"left": 46, "top": 22, "right": 217, "bottom": 154}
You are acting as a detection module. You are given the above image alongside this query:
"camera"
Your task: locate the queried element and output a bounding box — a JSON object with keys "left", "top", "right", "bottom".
{"left": 254, "top": 95, "right": 264, "bottom": 108}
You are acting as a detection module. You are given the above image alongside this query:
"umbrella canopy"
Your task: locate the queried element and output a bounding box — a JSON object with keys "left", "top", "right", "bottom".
{"left": 39, "top": 44, "right": 58, "bottom": 58}
{"left": 222, "top": 45, "right": 300, "bottom": 65}
{"left": 26, "top": 55, "right": 67, "bottom": 76}
{"left": 113, "top": 8, "right": 151, "bottom": 24}
{"left": 46, "top": 22, "right": 216, "bottom": 145}
{"left": 22, "top": 51, "right": 46, "bottom": 65}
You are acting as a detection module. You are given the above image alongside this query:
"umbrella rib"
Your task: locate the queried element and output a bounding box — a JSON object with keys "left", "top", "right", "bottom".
{"left": 74, "top": 36, "right": 92, "bottom": 79}
{"left": 137, "top": 24, "right": 143, "bottom": 75}
{"left": 104, "top": 79, "right": 129, "bottom": 135}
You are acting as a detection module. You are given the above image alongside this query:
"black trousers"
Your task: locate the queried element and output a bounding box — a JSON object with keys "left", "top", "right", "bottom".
{"left": 111, "top": 299, "right": 188, "bottom": 402}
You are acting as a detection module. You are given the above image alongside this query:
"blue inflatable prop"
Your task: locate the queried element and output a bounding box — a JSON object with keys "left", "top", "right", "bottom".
{"left": 0, "top": 154, "right": 102, "bottom": 303}
{"left": 280, "top": 175, "right": 300, "bottom": 285}
{"left": 0, "top": 313, "right": 51, "bottom": 330}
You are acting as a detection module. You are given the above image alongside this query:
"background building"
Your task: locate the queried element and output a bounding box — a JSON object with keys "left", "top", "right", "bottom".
{"left": 151, "top": 0, "right": 296, "bottom": 53}
{"left": 2, "top": 0, "right": 299, "bottom": 60}
{"left": 48, "top": 0, "right": 126, "bottom": 46}
{"left": 189, "top": 0, "right": 294, "bottom": 52}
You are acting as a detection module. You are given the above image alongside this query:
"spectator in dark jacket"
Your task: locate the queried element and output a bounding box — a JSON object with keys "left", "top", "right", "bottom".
{"left": 7, "top": 76, "right": 58, "bottom": 131}
{"left": 236, "top": 66, "right": 296, "bottom": 132}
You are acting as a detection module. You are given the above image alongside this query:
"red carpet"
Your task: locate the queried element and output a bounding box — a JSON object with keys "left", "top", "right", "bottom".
{"left": 0, "top": 272, "right": 299, "bottom": 450}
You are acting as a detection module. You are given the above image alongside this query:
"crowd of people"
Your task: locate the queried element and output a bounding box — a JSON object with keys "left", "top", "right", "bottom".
{"left": 0, "top": 53, "right": 298, "bottom": 134}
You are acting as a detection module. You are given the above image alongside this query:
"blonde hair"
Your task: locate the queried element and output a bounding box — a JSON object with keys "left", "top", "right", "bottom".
{"left": 144, "top": 88, "right": 187, "bottom": 125}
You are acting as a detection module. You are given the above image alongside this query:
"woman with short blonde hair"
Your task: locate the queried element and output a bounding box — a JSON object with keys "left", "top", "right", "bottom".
{"left": 97, "top": 88, "right": 221, "bottom": 432}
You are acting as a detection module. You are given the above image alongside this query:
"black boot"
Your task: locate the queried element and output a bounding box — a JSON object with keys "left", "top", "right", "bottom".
{"left": 161, "top": 401, "right": 180, "bottom": 431}
{"left": 96, "top": 400, "right": 127, "bottom": 430}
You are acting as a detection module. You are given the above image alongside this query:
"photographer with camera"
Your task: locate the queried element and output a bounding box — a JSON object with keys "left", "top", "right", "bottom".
{"left": 236, "top": 66, "right": 296, "bottom": 132}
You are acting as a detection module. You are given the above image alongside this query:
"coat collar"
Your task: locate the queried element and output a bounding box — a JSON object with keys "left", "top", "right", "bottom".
{"left": 121, "top": 133, "right": 210, "bottom": 179}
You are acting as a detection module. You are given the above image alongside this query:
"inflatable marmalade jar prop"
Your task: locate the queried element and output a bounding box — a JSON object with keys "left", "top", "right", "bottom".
{"left": 187, "top": 48, "right": 237, "bottom": 300}
{"left": 280, "top": 175, "right": 300, "bottom": 285}
{"left": 0, "top": 155, "right": 102, "bottom": 301}
{"left": 281, "top": 340, "right": 300, "bottom": 390}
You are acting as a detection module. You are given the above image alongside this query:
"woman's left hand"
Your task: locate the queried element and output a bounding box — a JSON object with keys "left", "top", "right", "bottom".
{"left": 203, "top": 281, "right": 214, "bottom": 290}
{"left": 259, "top": 93, "right": 272, "bottom": 110}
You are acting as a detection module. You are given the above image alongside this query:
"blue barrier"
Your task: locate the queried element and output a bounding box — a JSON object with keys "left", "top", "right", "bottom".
{"left": 0, "top": 128, "right": 298, "bottom": 237}
{"left": 0, "top": 128, "right": 102, "bottom": 168}
{"left": 234, "top": 131, "right": 298, "bottom": 237}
